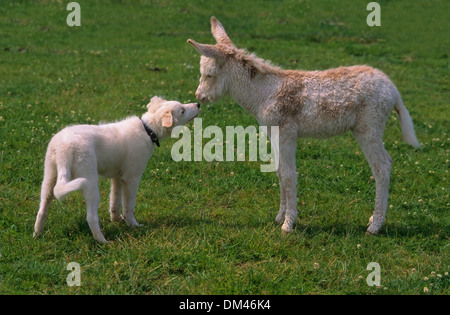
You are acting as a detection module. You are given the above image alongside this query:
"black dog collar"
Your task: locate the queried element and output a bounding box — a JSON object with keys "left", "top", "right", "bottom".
{"left": 141, "top": 119, "right": 160, "bottom": 147}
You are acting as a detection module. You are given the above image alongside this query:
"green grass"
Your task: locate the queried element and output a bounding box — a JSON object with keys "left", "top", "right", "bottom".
{"left": 0, "top": 0, "right": 448, "bottom": 295}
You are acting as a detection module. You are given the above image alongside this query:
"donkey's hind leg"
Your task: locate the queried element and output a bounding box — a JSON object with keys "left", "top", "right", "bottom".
{"left": 352, "top": 131, "right": 392, "bottom": 234}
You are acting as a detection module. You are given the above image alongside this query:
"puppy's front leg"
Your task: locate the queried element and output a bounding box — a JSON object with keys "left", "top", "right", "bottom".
{"left": 110, "top": 178, "right": 124, "bottom": 222}
{"left": 122, "top": 177, "right": 142, "bottom": 228}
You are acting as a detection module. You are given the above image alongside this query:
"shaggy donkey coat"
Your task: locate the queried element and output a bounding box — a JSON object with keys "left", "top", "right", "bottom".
{"left": 34, "top": 97, "right": 200, "bottom": 243}
{"left": 188, "top": 17, "right": 419, "bottom": 234}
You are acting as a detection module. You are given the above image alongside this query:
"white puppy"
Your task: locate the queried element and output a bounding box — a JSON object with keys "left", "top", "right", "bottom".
{"left": 34, "top": 96, "right": 200, "bottom": 243}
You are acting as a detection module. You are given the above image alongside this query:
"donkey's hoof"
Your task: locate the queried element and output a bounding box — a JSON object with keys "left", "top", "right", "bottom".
{"left": 275, "top": 214, "right": 285, "bottom": 225}
{"left": 367, "top": 215, "right": 373, "bottom": 226}
{"left": 366, "top": 224, "right": 380, "bottom": 235}
{"left": 281, "top": 223, "right": 294, "bottom": 233}
{"left": 111, "top": 214, "right": 125, "bottom": 222}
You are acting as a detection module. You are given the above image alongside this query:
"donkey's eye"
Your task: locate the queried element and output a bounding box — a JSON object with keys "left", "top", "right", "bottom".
{"left": 206, "top": 74, "right": 213, "bottom": 79}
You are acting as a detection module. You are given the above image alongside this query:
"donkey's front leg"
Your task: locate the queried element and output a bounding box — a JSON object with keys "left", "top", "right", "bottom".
{"left": 275, "top": 173, "right": 286, "bottom": 225}
{"left": 278, "top": 135, "right": 298, "bottom": 233}
{"left": 268, "top": 126, "right": 286, "bottom": 225}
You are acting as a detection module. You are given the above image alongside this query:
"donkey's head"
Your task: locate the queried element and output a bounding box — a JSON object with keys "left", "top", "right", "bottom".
{"left": 188, "top": 17, "right": 281, "bottom": 104}
{"left": 187, "top": 17, "right": 237, "bottom": 103}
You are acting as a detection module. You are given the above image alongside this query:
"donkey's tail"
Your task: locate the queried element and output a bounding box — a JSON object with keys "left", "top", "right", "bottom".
{"left": 394, "top": 95, "right": 420, "bottom": 148}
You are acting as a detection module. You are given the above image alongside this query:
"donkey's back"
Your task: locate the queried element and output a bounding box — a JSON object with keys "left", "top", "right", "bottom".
{"left": 274, "top": 65, "right": 401, "bottom": 139}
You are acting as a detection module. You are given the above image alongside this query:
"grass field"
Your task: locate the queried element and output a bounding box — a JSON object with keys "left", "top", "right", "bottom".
{"left": 0, "top": 0, "right": 448, "bottom": 295}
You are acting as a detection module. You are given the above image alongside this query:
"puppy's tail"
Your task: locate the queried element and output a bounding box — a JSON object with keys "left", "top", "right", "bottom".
{"left": 53, "top": 154, "right": 87, "bottom": 201}
{"left": 394, "top": 95, "right": 420, "bottom": 148}
{"left": 54, "top": 177, "right": 87, "bottom": 201}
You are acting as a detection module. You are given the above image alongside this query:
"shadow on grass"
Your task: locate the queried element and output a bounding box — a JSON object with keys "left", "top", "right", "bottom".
{"left": 63, "top": 211, "right": 446, "bottom": 245}
{"left": 295, "top": 220, "right": 447, "bottom": 239}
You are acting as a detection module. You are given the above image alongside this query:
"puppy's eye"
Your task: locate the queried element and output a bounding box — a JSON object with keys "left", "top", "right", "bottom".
{"left": 181, "top": 109, "right": 185, "bottom": 114}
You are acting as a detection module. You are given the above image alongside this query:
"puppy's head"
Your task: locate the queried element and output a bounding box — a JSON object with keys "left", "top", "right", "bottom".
{"left": 143, "top": 96, "right": 200, "bottom": 140}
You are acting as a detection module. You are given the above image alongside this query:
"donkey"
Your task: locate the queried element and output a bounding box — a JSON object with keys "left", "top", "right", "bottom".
{"left": 187, "top": 17, "right": 420, "bottom": 234}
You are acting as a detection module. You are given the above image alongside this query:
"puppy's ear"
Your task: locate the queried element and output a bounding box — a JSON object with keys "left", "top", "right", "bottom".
{"left": 150, "top": 96, "right": 165, "bottom": 103}
{"left": 147, "top": 96, "right": 166, "bottom": 112}
{"left": 161, "top": 111, "right": 173, "bottom": 128}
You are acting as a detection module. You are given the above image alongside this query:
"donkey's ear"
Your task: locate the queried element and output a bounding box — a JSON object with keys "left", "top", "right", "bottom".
{"left": 210, "top": 16, "right": 234, "bottom": 46}
{"left": 187, "top": 39, "right": 225, "bottom": 59}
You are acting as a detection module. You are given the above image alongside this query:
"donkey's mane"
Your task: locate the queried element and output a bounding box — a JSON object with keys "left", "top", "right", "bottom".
{"left": 218, "top": 43, "right": 283, "bottom": 76}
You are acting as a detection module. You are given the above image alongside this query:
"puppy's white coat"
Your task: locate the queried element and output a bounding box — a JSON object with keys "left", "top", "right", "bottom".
{"left": 34, "top": 96, "right": 200, "bottom": 243}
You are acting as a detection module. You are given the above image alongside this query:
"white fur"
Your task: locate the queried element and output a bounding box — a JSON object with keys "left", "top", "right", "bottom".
{"left": 34, "top": 97, "right": 200, "bottom": 243}
{"left": 188, "top": 17, "right": 420, "bottom": 234}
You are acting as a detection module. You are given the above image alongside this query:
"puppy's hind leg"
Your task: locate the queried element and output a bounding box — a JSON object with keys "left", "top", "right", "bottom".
{"left": 34, "top": 159, "right": 57, "bottom": 238}
{"left": 82, "top": 175, "right": 108, "bottom": 243}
